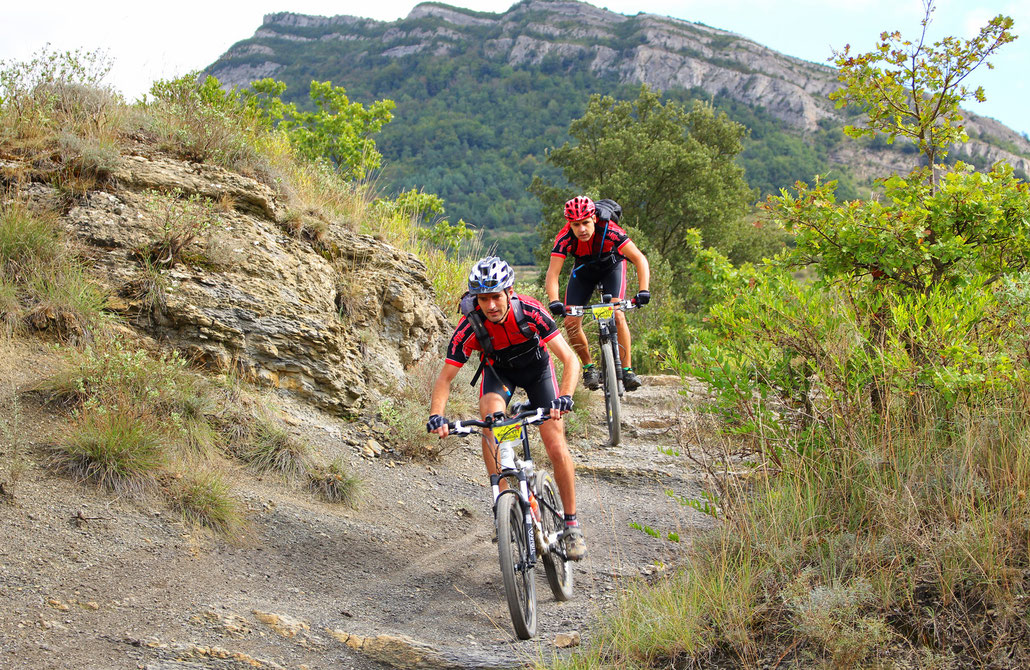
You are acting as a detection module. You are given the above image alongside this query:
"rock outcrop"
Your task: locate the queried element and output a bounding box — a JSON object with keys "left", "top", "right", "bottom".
{"left": 208, "top": 0, "right": 1030, "bottom": 176}
{"left": 12, "top": 151, "right": 448, "bottom": 414}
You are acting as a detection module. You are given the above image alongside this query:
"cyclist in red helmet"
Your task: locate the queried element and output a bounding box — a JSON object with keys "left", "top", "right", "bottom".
{"left": 545, "top": 196, "right": 651, "bottom": 391}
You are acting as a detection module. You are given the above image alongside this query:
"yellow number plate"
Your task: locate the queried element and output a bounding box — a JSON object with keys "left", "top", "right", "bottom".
{"left": 591, "top": 305, "right": 614, "bottom": 319}
{"left": 492, "top": 423, "right": 522, "bottom": 443}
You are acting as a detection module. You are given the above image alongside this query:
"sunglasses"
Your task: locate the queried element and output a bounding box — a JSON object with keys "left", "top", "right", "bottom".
{"left": 470, "top": 279, "right": 504, "bottom": 292}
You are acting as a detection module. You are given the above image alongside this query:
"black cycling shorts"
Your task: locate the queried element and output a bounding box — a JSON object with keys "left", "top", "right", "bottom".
{"left": 479, "top": 359, "right": 559, "bottom": 410}
{"left": 564, "top": 259, "right": 626, "bottom": 306}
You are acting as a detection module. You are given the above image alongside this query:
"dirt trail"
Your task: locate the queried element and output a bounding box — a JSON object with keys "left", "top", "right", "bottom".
{"left": 0, "top": 340, "right": 713, "bottom": 669}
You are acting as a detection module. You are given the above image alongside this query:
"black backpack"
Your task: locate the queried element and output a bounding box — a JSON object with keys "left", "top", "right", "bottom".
{"left": 585, "top": 198, "right": 623, "bottom": 269}
{"left": 458, "top": 292, "right": 542, "bottom": 386}
{"left": 594, "top": 198, "right": 622, "bottom": 224}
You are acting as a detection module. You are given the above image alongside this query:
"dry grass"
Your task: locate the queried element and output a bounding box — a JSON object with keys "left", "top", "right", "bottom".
{"left": 549, "top": 383, "right": 1030, "bottom": 669}
{"left": 234, "top": 417, "right": 311, "bottom": 480}
{"left": 53, "top": 403, "right": 165, "bottom": 494}
{"left": 307, "top": 458, "right": 362, "bottom": 506}
{"left": 168, "top": 469, "right": 248, "bottom": 539}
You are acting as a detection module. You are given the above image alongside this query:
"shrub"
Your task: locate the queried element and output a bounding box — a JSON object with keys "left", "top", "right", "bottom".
{"left": 141, "top": 73, "right": 263, "bottom": 169}
{"left": 54, "top": 404, "right": 164, "bottom": 493}
{"left": 168, "top": 470, "right": 247, "bottom": 537}
{"left": 137, "top": 188, "right": 220, "bottom": 268}
{"left": 235, "top": 417, "right": 310, "bottom": 478}
{"left": 0, "top": 200, "right": 62, "bottom": 282}
{"left": 307, "top": 458, "right": 361, "bottom": 506}
{"left": 0, "top": 46, "right": 118, "bottom": 140}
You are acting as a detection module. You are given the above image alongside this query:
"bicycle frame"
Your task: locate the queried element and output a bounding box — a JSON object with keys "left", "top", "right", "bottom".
{"left": 449, "top": 408, "right": 568, "bottom": 564}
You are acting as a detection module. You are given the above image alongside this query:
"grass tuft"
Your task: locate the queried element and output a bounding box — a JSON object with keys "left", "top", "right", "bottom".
{"left": 235, "top": 417, "right": 310, "bottom": 478}
{"left": 54, "top": 405, "right": 164, "bottom": 494}
{"left": 307, "top": 458, "right": 361, "bottom": 506}
{"left": 168, "top": 470, "right": 248, "bottom": 538}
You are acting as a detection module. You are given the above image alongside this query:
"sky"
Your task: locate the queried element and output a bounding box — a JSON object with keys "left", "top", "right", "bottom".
{"left": 2, "top": 0, "right": 1027, "bottom": 136}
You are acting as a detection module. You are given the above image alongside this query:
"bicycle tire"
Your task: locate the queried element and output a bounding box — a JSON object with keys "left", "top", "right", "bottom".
{"left": 601, "top": 339, "right": 622, "bottom": 446}
{"left": 537, "top": 473, "right": 573, "bottom": 601}
{"left": 497, "top": 491, "right": 536, "bottom": 639}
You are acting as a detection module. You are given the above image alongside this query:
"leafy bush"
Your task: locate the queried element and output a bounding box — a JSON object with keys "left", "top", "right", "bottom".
{"left": 248, "top": 78, "right": 394, "bottom": 180}
{"left": 142, "top": 73, "right": 264, "bottom": 169}
{"left": 0, "top": 46, "right": 119, "bottom": 140}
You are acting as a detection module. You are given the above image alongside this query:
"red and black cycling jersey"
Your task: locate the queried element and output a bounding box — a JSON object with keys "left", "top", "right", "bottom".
{"left": 551, "top": 220, "right": 630, "bottom": 264}
{"left": 446, "top": 294, "right": 558, "bottom": 368}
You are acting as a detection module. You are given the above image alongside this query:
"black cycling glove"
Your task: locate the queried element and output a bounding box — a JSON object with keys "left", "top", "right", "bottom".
{"left": 550, "top": 395, "right": 574, "bottom": 413}
{"left": 426, "top": 414, "right": 445, "bottom": 433}
{"left": 634, "top": 290, "right": 651, "bottom": 306}
{"left": 548, "top": 300, "right": 566, "bottom": 317}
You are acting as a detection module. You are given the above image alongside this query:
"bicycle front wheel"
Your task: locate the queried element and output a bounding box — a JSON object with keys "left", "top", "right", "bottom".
{"left": 537, "top": 473, "right": 573, "bottom": 601}
{"left": 601, "top": 339, "right": 622, "bottom": 446}
{"left": 497, "top": 491, "right": 537, "bottom": 639}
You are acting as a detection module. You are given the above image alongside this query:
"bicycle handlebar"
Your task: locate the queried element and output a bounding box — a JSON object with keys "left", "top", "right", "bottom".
{"left": 564, "top": 299, "right": 639, "bottom": 318}
{"left": 447, "top": 407, "right": 550, "bottom": 436}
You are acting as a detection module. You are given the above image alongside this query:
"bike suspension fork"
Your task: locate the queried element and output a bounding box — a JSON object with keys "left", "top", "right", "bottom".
{"left": 519, "top": 478, "right": 537, "bottom": 564}
{"left": 608, "top": 323, "right": 624, "bottom": 382}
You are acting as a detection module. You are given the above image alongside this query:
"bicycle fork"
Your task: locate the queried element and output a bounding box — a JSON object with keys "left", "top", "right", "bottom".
{"left": 491, "top": 473, "right": 538, "bottom": 567}
{"left": 601, "top": 322, "right": 625, "bottom": 389}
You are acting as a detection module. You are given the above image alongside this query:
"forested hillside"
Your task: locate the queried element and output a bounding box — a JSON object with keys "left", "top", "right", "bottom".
{"left": 206, "top": 0, "right": 1030, "bottom": 261}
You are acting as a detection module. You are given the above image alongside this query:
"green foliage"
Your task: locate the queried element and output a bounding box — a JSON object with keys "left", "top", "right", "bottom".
{"left": 135, "top": 188, "right": 221, "bottom": 268}
{"left": 143, "top": 73, "right": 264, "bottom": 168}
{"left": 169, "top": 470, "right": 247, "bottom": 537}
{"left": 248, "top": 78, "right": 394, "bottom": 179}
{"left": 0, "top": 200, "right": 62, "bottom": 282}
{"left": 236, "top": 418, "right": 311, "bottom": 479}
{"left": 0, "top": 199, "right": 109, "bottom": 340}
{"left": 772, "top": 164, "right": 1030, "bottom": 291}
{"left": 214, "top": 27, "right": 866, "bottom": 258}
{"left": 0, "top": 45, "right": 117, "bottom": 136}
{"left": 56, "top": 405, "right": 165, "bottom": 493}
{"left": 830, "top": 2, "right": 1015, "bottom": 182}
{"left": 533, "top": 85, "right": 767, "bottom": 269}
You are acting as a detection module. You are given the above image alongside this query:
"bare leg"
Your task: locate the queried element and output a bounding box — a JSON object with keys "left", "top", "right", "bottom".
{"left": 538, "top": 419, "right": 575, "bottom": 516}
{"left": 479, "top": 392, "right": 507, "bottom": 486}
{"left": 564, "top": 315, "right": 592, "bottom": 366}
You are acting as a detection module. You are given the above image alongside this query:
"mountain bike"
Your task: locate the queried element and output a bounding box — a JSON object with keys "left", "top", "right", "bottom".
{"left": 566, "top": 296, "right": 640, "bottom": 446}
{"left": 446, "top": 404, "right": 574, "bottom": 639}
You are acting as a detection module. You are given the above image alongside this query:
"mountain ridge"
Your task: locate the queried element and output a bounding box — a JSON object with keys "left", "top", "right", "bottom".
{"left": 206, "top": 0, "right": 1030, "bottom": 254}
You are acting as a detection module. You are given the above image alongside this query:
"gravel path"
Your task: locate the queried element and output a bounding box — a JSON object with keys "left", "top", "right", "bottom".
{"left": 0, "top": 340, "right": 713, "bottom": 669}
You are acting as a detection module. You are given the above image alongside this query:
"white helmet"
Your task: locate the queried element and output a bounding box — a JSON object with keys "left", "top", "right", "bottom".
{"left": 467, "top": 256, "right": 514, "bottom": 295}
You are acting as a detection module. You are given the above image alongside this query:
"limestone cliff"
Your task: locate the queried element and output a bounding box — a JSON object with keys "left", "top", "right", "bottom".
{"left": 208, "top": 0, "right": 1030, "bottom": 175}
{"left": 7, "top": 150, "right": 449, "bottom": 414}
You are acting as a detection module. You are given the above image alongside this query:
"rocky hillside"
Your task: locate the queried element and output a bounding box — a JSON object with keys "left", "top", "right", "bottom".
{"left": 3, "top": 149, "right": 447, "bottom": 414}
{"left": 205, "top": 0, "right": 1030, "bottom": 242}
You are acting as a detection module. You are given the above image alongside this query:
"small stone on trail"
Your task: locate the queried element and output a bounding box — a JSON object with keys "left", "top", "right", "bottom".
{"left": 555, "top": 631, "right": 581, "bottom": 648}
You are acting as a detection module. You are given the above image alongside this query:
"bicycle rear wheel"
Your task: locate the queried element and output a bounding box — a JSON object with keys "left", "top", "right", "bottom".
{"left": 537, "top": 473, "right": 573, "bottom": 601}
{"left": 601, "top": 340, "right": 622, "bottom": 446}
{"left": 497, "top": 491, "right": 536, "bottom": 639}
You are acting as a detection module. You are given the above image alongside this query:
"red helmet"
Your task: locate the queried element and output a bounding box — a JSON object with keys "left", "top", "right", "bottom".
{"left": 564, "top": 196, "right": 595, "bottom": 222}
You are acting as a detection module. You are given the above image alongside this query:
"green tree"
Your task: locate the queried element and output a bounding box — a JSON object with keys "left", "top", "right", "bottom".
{"left": 531, "top": 85, "right": 764, "bottom": 274}
{"left": 248, "top": 78, "right": 394, "bottom": 180}
{"left": 829, "top": 3, "right": 1015, "bottom": 190}
{"left": 774, "top": 2, "right": 1025, "bottom": 291}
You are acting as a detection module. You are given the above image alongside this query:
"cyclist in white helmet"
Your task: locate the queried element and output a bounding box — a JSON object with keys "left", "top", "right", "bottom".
{"left": 427, "top": 256, "right": 587, "bottom": 560}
